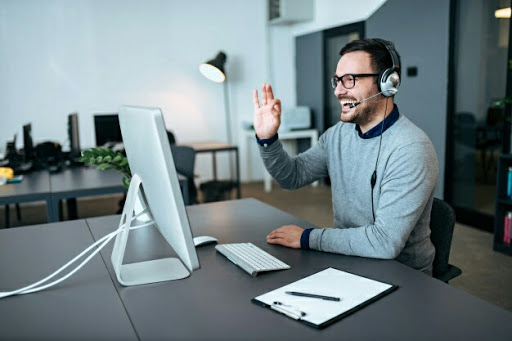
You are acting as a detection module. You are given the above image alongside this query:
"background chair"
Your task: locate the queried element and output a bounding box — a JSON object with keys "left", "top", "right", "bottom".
{"left": 430, "top": 198, "right": 462, "bottom": 283}
{"left": 170, "top": 145, "right": 198, "bottom": 205}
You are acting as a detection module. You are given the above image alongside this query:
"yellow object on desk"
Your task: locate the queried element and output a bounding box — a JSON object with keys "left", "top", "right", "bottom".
{"left": 0, "top": 167, "right": 14, "bottom": 180}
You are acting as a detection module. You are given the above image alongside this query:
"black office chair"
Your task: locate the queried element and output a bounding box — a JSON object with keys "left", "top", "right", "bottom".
{"left": 430, "top": 198, "right": 462, "bottom": 283}
{"left": 170, "top": 145, "right": 198, "bottom": 205}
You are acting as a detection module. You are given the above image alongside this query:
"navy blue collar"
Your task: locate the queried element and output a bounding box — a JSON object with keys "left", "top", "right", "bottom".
{"left": 356, "top": 104, "right": 400, "bottom": 139}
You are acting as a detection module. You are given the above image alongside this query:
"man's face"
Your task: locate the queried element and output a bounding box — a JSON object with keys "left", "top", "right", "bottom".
{"left": 334, "top": 51, "right": 381, "bottom": 127}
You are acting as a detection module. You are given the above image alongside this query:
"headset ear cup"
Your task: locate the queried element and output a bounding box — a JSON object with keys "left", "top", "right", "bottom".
{"left": 380, "top": 69, "right": 400, "bottom": 97}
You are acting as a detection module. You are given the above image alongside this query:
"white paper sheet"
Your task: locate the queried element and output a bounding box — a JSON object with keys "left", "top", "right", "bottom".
{"left": 254, "top": 268, "right": 395, "bottom": 326}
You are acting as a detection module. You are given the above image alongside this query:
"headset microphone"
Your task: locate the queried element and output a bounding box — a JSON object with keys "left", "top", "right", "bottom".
{"left": 349, "top": 91, "right": 384, "bottom": 109}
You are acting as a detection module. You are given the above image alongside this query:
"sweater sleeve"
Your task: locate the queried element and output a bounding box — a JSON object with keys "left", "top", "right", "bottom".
{"left": 258, "top": 134, "right": 329, "bottom": 190}
{"left": 308, "top": 141, "right": 438, "bottom": 259}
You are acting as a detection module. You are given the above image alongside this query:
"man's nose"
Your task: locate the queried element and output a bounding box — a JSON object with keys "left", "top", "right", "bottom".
{"left": 334, "top": 81, "right": 347, "bottom": 97}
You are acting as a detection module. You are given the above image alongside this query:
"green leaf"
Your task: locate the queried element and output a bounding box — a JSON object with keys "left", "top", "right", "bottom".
{"left": 103, "top": 155, "right": 112, "bottom": 163}
{"left": 122, "top": 176, "right": 131, "bottom": 189}
{"left": 97, "top": 163, "right": 114, "bottom": 170}
{"left": 120, "top": 158, "right": 128, "bottom": 167}
{"left": 81, "top": 149, "right": 93, "bottom": 158}
{"left": 112, "top": 155, "right": 123, "bottom": 164}
{"left": 96, "top": 156, "right": 103, "bottom": 163}
{"left": 89, "top": 148, "right": 100, "bottom": 157}
{"left": 89, "top": 157, "right": 96, "bottom": 164}
{"left": 98, "top": 148, "right": 110, "bottom": 157}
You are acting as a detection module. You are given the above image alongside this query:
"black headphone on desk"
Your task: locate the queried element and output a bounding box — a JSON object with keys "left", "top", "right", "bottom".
{"left": 373, "top": 38, "right": 401, "bottom": 97}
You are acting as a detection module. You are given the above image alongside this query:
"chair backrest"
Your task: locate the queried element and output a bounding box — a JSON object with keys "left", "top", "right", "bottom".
{"left": 170, "top": 145, "right": 197, "bottom": 204}
{"left": 170, "top": 145, "right": 195, "bottom": 179}
{"left": 430, "top": 198, "right": 456, "bottom": 278}
{"left": 167, "top": 130, "right": 176, "bottom": 145}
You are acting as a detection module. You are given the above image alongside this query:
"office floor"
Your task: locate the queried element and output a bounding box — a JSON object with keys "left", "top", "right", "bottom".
{"left": 1, "top": 182, "right": 511, "bottom": 312}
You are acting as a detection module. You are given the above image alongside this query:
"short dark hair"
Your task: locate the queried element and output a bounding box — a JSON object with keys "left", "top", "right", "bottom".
{"left": 339, "top": 38, "right": 401, "bottom": 77}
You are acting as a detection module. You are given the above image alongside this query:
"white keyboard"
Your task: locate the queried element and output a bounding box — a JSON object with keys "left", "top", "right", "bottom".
{"left": 215, "top": 243, "right": 290, "bottom": 277}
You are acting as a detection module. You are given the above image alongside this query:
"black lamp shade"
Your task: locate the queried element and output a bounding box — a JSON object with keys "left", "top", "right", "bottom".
{"left": 199, "top": 51, "right": 227, "bottom": 83}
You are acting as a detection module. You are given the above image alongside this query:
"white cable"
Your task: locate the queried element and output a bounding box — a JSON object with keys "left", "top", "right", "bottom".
{"left": 0, "top": 210, "right": 153, "bottom": 299}
{"left": 19, "top": 220, "right": 154, "bottom": 296}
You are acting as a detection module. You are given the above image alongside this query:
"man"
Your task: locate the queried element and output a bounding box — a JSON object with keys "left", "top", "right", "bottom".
{"left": 252, "top": 38, "right": 438, "bottom": 275}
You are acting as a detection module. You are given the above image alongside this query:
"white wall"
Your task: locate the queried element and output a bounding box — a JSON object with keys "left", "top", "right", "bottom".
{"left": 0, "top": 0, "right": 268, "bottom": 182}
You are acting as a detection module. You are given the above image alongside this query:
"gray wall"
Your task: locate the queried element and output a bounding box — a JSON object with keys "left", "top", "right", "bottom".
{"left": 296, "top": 31, "right": 324, "bottom": 132}
{"left": 366, "top": 0, "right": 451, "bottom": 199}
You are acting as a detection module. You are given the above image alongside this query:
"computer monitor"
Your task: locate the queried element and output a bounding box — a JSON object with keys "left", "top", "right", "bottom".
{"left": 112, "top": 105, "right": 199, "bottom": 286}
{"left": 94, "top": 114, "right": 122, "bottom": 147}
{"left": 68, "top": 113, "right": 81, "bottom": 159}
{"left": 23, "top": 123, "right": 34, "bottom": 161}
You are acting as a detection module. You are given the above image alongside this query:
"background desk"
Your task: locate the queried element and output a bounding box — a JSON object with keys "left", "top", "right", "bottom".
{"left": 242, "top": 129, "right": 319, "bottom": 192}
{"left": 86, "top": 198, "right": 511, "bottom": 341}
{"left": 0, "top": 171, "right": 52, "bottom": 225}
{"left": 0, "top": 167, "right": 189, "bottom": 225}
{"left": 186, "top": 141, "right": 241, "bottom": 199}
{"left": 49, "top": 167, "right": 126, "bottom": 222}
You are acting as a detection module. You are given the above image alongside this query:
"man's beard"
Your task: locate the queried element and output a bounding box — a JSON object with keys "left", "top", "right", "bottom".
{"left": 339, "top": 92, "right": 381, "bottom": 126}
{"left": 352, "top": 99, "right": 380, "bottom": 127}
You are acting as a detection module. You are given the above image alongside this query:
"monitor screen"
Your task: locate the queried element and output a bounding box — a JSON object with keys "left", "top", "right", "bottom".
{"left": 23, "top": 123, "right": 34, "bottom": 161}
{"left": 68, "top": 113, "right": 80, "bottom": 159}
{"left": 94, "top": 114, "right": 122, "bottom": 147}
{"left": 116, "top": 105, "right": 199, "bottom": 285}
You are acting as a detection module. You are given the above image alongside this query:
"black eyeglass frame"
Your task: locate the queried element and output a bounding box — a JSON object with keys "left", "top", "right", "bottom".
{"left": 330, "top": 73, "right": 379, "bottom": 89}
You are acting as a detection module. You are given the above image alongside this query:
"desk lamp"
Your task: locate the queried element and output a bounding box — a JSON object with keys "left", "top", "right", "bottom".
{"left": 199, "top": 51, "right": 232, "bottom": 144}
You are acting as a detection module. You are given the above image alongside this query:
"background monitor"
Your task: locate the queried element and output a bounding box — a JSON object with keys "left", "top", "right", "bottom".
{"left": 94, "top": 114, "right": 122, "bottom": 147}
{"left": 23, "top": 123, "right": 34, "bottom": 161}
{"left": 68, "top": 113, "right": 81, "bottom": 159}
{"left": 118, "top": 105, "right": 200, "bottom": 279}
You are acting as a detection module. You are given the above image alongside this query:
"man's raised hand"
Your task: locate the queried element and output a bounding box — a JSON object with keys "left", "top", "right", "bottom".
{"left": 253, "top": 83, "right": 281, "bottom": 139}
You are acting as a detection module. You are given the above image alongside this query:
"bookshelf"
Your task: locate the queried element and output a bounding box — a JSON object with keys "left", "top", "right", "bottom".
{"left": 494, "top": 154, "right": 512, "bottom": 256}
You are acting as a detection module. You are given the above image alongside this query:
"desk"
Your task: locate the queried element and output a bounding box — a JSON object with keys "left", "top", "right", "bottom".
{"left": 242, "top": 129, "right": 319, "bottom": 192}
{"left": 0, "top": 171, "right": 53, "bottom": 225}
{"left": 0, "top": 220, "right": 137, "bottom": 340}
{"left": 0, "top": 167, "right": 188, "bottom": 224}
{"left": 1, "top": 199, "right": 511, "bottom": 340}
{"left": 186, "top": 141, "right": 241, "bottom": 199}
{"left": 87, "top": 198, "right": 510, "bottom": 340}
{"left": 48, "top": 167, "right": 126, "bottom": 222}
{"left": 49, "top": 167, "right": 189, "bottom": 221}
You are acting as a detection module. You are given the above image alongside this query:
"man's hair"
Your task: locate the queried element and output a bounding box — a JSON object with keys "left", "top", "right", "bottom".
{"left": 339, "top": 38, "right": 401, "bottom": 77}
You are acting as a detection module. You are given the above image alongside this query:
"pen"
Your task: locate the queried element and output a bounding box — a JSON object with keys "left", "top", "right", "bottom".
{"left": 272, "top": 301, "right": 306, "bottom": 319}
{"left": 285, "top": 291, "right": 341, "bottom": 301}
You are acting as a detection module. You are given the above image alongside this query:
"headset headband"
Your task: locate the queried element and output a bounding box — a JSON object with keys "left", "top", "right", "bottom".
{"left": 373, "top": 38, "right": 400, "bottom": 75}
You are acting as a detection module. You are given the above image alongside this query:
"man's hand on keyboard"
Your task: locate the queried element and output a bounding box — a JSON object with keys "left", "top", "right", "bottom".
{"left": 266, "top": 225, "right": 303, "bottom": 248}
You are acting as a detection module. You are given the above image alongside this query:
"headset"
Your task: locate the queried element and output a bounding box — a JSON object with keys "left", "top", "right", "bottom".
{"left": 373, "top": 38, "right": 401, "bottom": 97}
{"left": 368, "top": 39, "right": 401, "bottom": 223}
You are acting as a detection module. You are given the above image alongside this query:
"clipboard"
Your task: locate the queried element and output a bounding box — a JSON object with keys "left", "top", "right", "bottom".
{"left": 252, "top": 267, "right": 398, "bottom": 329}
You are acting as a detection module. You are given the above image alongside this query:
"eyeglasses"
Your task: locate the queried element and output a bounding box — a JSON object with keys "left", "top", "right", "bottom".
{"left": 330, "top": 73, "right": 379, "bottom": 89}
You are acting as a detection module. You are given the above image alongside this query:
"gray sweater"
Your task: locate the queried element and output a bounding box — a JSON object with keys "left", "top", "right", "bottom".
{"left": 259, "top": 114, "right": 438, "bottom": 274}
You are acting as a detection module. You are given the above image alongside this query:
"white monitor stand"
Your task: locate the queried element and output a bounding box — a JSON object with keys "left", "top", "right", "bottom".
{"left": 111, "top": 174, "right": 191, "bottom": 286}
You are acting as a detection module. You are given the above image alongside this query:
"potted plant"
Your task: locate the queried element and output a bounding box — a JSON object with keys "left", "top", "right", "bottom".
{"left": 79, "top": 148, "right": 131, "bottom": 189}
